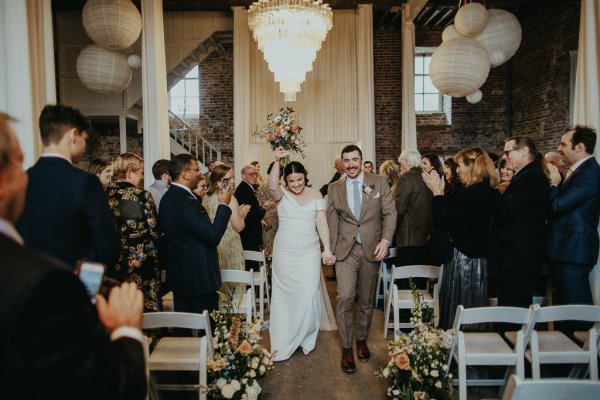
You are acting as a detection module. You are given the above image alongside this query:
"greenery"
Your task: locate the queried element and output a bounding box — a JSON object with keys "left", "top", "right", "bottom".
{"left": 253, "top": 107, "right": 306, "bottom": 159}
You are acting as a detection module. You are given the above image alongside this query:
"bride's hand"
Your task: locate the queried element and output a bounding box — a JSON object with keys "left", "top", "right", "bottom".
{"left": 321, "top": 250, "right": 335, "bottom": 265}
{"left": 275, "top": 147, "right": 289, "bottom": 161}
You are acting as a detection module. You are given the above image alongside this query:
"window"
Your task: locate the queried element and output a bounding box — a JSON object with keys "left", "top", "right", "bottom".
{"left": 169, "top": 66, "right": 200, "bottom": 118}
{"left": 414, "top": 50, "right": 442, "bottom": 113}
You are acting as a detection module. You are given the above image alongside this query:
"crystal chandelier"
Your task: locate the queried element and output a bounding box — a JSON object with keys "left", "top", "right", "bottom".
{"left": 248, "top": 0, "right": 333, "bottom": 101}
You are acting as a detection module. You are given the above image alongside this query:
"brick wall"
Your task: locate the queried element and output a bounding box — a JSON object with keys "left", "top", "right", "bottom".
{"left": 79, "top": 126, "right": 143, "bottom": 171}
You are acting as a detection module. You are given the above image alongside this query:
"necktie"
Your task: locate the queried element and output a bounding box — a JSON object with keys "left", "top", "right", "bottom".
{"left": 353, "top": 180, "right": 362, "bottom": 243}
{"left": 564, "top": 167, "right": 573, "bottom": 181}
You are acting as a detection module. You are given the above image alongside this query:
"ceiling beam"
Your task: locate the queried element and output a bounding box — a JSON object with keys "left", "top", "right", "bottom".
{"left": 404, "top": 0, "right": 428, "bottom": 22}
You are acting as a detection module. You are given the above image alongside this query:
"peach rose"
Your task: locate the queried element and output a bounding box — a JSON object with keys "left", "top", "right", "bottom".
{"left": 237, "top": 340, "right": 253, "bottom": 356}
{"left": 266, "top": 132, "right": 275, "bottom": 141}
{"left": 394, "top": 351, "right": 410, "bottom": 370}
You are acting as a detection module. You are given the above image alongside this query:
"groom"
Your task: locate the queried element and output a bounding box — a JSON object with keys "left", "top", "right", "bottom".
{"left": 327, "top": 145, "right": 396, "bottom": 373}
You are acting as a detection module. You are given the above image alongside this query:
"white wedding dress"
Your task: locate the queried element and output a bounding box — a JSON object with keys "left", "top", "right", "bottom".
{"left": 270, "top": 189, "right": 336, "bottom": 362}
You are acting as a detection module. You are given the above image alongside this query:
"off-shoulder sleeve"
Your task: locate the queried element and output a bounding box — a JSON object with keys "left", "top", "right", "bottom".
{"left": 316, "top": 199, "right": 327, "bottom": 211}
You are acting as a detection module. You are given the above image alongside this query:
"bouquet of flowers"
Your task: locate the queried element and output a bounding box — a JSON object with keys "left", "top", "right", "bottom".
{"left": 204, "top": 289, "right": 275, "bottom": 400}
{"left": 376, "top": 282, "right": 456, "bottom": 400}
{"left": 253, "top": 107, "right": 306, "bottom": 163}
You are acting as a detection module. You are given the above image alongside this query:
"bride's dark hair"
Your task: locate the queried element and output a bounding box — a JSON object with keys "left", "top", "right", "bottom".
{"left": 283, "top": 161, "right": 311, "bottom": 187}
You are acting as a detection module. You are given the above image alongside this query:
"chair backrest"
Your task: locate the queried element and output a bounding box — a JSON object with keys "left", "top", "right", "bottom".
{"left": 386, "top": 247, "right": 400, "bottom": 260}
{"left": 391, "top": 265, "right": 443, "bottom": 281}
{"left": 221, "top": 269, "right": 255, "bottom": 286}
{"left": 502, "top": 374, "right": 600, "bottom": 400}
{"left": 534, "top": 305, "right": 600, "bottom": 324}
{"left": 142, "top": 311, "right": 214, "bottom": 357}
{"left": 243, "top": 250, "right": 266, "bottom": 264}
{"left": 452, "top": 305, "right": 538, "bottom": 331}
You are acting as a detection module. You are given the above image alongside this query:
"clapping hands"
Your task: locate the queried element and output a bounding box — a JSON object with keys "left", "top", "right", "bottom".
{"left": 422, "top": 170, "right": 445, "bottom": 196}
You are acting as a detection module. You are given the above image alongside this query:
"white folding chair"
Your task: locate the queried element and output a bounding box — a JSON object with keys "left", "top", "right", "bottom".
{"left": 243, "top": 250, "right": 269, "bottom": 320}
{"left": 161, "top": 291, "right": 174, "bottom": 312}
{"left": 522, "top": 305, "right": 600, "bottom": 380}
{"left": 374, "top": 247, "right": 399, "bottom": 308}
{"left": 142, "top": 311, "right": 214, "bottom": 400}
{"left": 220, "top": 269, "right": 256, "bottom": 323}
{"left": 450, "top": 304, "right": 539, "bottom": 400}
{"left": 383, "top": 264, "right": 443, "bottom": 339}
{"left": 502, "top": 374, "right": 600, "bottom": 400}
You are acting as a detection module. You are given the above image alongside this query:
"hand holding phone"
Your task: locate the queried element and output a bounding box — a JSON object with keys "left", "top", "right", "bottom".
{"left": 76, "top": 261, "right": 106, "bottom": 304}
{"left": 222, "top": 178, "right": 230, "bottom": 193}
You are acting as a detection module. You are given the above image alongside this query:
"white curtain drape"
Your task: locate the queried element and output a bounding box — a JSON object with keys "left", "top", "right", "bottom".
{"left": 401, "top": 7, "right": 417, "bottom": 152}
{"left": 234, "top": 9, "right": 375, "bottom": 190}
{"left": 572, "top": 0, "right": 600, "bottom": 304}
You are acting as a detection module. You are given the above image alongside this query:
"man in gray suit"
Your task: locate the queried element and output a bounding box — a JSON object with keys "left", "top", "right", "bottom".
{"left": 327, "top": 145, "right": 396, "bottom": 373}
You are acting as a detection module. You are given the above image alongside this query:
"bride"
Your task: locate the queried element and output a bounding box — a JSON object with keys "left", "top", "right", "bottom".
{"left": 268, "top": 147, "right": 336, "bottom": 361}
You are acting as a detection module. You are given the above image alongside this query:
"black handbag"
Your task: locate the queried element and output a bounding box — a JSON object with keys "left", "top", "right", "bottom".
{"left": 427, "top": 230, "right": 453, "bottom": 265}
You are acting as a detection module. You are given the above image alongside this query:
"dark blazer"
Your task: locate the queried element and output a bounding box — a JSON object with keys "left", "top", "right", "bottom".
{"left": 319, "top": 172, "right": 342, "bottom": 196}
{"left": 0, "top": 233, "right": 146, "bottom": 400}
{"left": 159, "top": 184, "right": 231, "bottom": 296}
{"left": 16, "top": 156, "right": 119, "bottom": 269}
{"left": 234, "top": 180, "right": 265, "bottom": 251}
{"left": 394, "top": 167, "right": 434, "bottom": 247}
{"left": 547, "top": 157, "right": 600, "bottom": 265}
{"left": 495, "top": 160, "right": 549, "bottom": 273}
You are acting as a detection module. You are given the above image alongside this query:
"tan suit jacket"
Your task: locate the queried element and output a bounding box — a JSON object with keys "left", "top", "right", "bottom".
{"left": 327, "top": 172, "right": 397, "bottom": 263}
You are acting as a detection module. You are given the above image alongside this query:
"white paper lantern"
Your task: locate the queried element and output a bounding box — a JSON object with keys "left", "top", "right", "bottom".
{"left": 429, "top": 37, "right": 491, "bottom": 98}
{"left": 466, "top": 90, "right": 483, "bottom": 104}
{"left": 475, "top": 9, "right": 522, "bottom": 67}
{"left": 127, "top": 54, "right": 142, "bottom": 68}
{"left": 82, "top": 0, "right": 142, "bottom": 50}
{"left": 442, "top": 25, "right": 461, "bottom": 42}
{"left": 77, "top": 45, "right": 132, "bottom": 94}
{"left": 454, "top": 3, "right": 488, "bottom": 37}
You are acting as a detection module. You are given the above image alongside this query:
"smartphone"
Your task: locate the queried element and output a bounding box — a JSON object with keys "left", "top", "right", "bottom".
{"left": 76, "top": 261, "right": 106, "bottom": 304}
{"left": 222, "top": 178, "right": 230, "bottom": 193}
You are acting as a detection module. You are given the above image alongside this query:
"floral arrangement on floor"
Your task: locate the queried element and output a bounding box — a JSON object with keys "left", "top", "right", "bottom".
{"left": 253, "top": 107, "right": 305, "bottom": 162}
{"left": 204, "top": 289, "right": 275, "bottom": 400}
{"left": 376, "top": 281, "right": 456, "bottom": 400}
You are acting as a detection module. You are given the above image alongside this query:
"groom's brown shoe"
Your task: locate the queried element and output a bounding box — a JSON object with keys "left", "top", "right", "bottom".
{"left": 341, "top": 347, "right": 356, "bottom": 373}
{"left": 356, "top": 340, "right": 370, "bottom": 362}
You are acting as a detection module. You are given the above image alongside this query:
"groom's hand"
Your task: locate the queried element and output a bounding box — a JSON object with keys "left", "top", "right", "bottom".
{"left": 373, "top": 240, "right": 390, "bottom": 261}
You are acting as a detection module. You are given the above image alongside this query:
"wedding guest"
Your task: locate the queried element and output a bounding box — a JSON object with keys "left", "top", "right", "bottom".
{"left": 497, "top": 158, "right": 515, "bottom": 194}
{"left": 379, "top": 160, "right": 401, "bottom": 196}
{"left": 202, "top": 164, "right": 250, "bottom": 292}
{"left": 193, "top": 175, "right": 208, "bottom": 202}
{"left": 106, "top": 153, "right": 162, "bottom": 312}
{"left": 16, "top": 104, "right": 119, "bottom": 269}
{"left": 545, "top": 151, "right": 568, "bottom": 179}
{"left": 251, "top": 160, "right": 264, "bottom": 189}
{"left": 89, "top": 158, "right": 113, "bottom": 190}
{"left": 147, "top": 159, "right": 171, "bottom": 210}
{"left": 363, "top": 160, "right": 374, "bottom": 174}
{"left": 261, "top": 161, "right": 282, "bottom": 256}
{"left": 0, "top": 112, "right": 146, "bottom": 400}
{"left": 159, "top": 154, "right": 232, "bottom": 314}
{"left": 319, "top": 155, "right": 345, "bottom": 197}
{"left": 442, "top": 157, "right": 462, "bottom": 196}
{"left": 421, "top": 153, "right": 443, "bottom": 177}
{"left": 423, "top": 148, "right": 500, "bottom": 329}
{"left": 395, "top": 149, "right": 434, "bottom": 266}
{"left": 495, "top": 136, "right": 549, "bottom": 310}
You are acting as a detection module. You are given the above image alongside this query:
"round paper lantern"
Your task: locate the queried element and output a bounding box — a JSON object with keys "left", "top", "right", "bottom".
{"left": 454, "top": 3, "right": 488, "bottom": 37}
{"left": 429, "top": 37, "right": 491, "bottom": 98}
{"left": 82, "top": 0, "right": 142, "bottom": 50}
{"left": 77, "top": 45, "right": 132, "bottom": 94}
{"left": 475, "top": 9, "right": 522, "bottom": 67}
{"left": 442, "top": 24, "right": 461, "bottom": 42}
{"left": 127, "top": 54, "right": 142, "bottom": 68}
{"left": 466, "top": 90, "right": 483, "bottom": 104}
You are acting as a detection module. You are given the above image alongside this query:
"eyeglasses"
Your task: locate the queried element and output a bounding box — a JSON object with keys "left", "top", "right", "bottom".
{"left": 244, "top": 172, "right": 258, "bottom": 176}
{"left": 503, "top": 148, "right": 519, "bottom": 157}
{"left": 186, "top": 167, "right": 200, "bottom": 173}
{"left": 198, "top": 184, "right": 208, "bottom": 188}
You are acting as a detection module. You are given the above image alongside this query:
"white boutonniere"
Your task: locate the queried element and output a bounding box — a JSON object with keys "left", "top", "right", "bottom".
{"left": 363, "top": 184, "right": 379, "bottom": 199}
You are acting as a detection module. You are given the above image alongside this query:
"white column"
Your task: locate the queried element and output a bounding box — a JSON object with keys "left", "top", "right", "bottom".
{"left": 119, "top": 114, "right": 127, "bottom": 153}
{"left": 233, "top": 7, "right": 251, "bottom": 180}
{"left": 0, "top": 0, "right": 53, "bottom": 168}
{"left": 401, "top": 7, "right": 418, "bottom": 152}
{"left": 141, "top": 0, "right": 170, "bottom": 187}
{"left": 356, "top": 4, "right": 376, "bottom": 164}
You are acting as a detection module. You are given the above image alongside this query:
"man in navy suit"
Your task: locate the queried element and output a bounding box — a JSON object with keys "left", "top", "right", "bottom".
{"left": 547, "top": 126, "right": 600, "bottom": 312}
{"left": 159, "top": 154, "right": 232, "bottom": 314}
{"left": 16, "top": 104, "right": 119, "bottom": 269}
{"left": 0, "top": 112, "right": 146, "bottom": 400}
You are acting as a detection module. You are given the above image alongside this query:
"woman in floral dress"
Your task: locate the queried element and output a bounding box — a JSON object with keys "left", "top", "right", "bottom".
{"left": 107, "top": 153, "right": 162, "bottom": 312}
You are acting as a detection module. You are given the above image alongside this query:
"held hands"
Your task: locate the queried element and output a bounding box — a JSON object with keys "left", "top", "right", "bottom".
{"left": 275, "top": 147, "right": 289, "bottom": 161}
{"left": 321, "top": 249, "right": 336, "bottom": 265}
{"left": 422, "top": 170, "right": 445, "bottom": 196}
{"left": 547, "top": 163, "right": 561, "bottom": 186}
{"left": 96, "top": 282, "right": 143, "bottom": 333}
{"left": 373, "top": 239, "right": 390, "bottom": 261}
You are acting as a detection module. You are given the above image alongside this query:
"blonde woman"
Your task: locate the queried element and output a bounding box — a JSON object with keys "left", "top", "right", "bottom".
{"left": 106, "top": 152, "right": 162, "bottom": 312}
{"left": 378, "top": 160, "right": 401, "bottom": 196}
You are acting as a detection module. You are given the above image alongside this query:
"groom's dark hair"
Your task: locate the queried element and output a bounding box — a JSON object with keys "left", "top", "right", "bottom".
{"left": 341, "top": 144, "right": 363, "bottom": 159}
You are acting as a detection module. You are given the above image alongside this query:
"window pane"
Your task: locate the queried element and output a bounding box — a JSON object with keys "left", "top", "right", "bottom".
{"left": 186, "top": 98, "right": 200, "bottom": 115}
{"left": 186, "top": 66, "right": 198, "bottom": 78}
{"left": 424, "top": 76, "right": 437, "bottom": 93}
{"left": 170, "top": 98, "right": 186, "bottom": 115}
{"left": 414, "top": 56, "right": 424, "bottom": 74}
{"left": 170, "top": 81, "right": 185, "bottom": 97}
{"left": 424, "top": 56, "right": 432, "bottom": 74}
{"left": 424, "top": 94, "right": 439, "bottom": 111}
{"left": 414, "top": 94, "right": 424, "bottom": 111}
{"left": 186, "top": 79, "right": 199, "bottom": 97}
{"left": 414, "top": 76, "right": 424, "bottom": 94}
